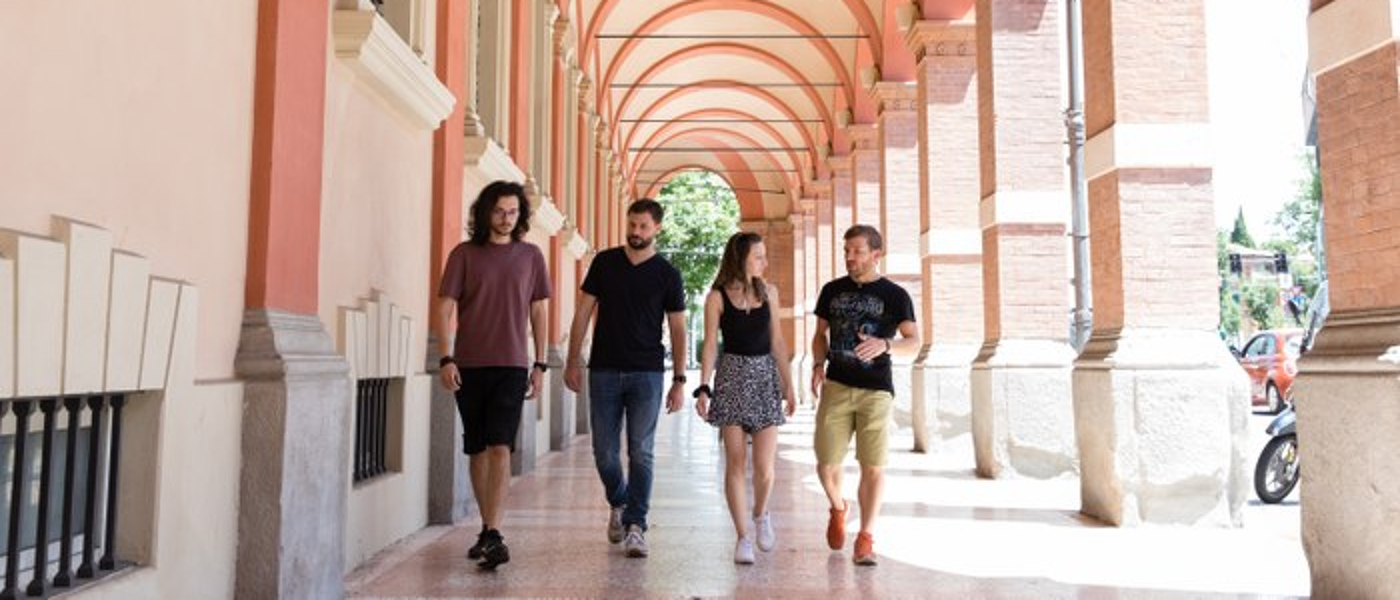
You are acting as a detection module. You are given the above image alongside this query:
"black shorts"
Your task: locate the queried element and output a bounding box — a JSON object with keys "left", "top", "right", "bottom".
{"left": 454, "top": 367, "right": 529, "bottom": 455}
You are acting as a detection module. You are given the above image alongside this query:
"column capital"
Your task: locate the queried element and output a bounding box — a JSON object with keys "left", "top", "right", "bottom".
{"left": 905, "top": 19, "right": 976, "bottom": 64}
{"left": 872, "top": 81, "right": 919, "bottom": 115}
{"left": 827, "top": 154, "right": 853, "bottom": 176}
{"left": 806, "top": 178, "right": 833, "bottom": 197}
{"left": 848, "top": 123, "right": 879, "bottom": 151}
{"left": 552, "top": 16, "right": 573, "bottom": 61}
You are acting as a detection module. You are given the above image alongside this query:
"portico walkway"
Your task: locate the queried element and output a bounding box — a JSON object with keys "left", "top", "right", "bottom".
{"left": 346, "top": 405, "right": 1309, "bottom": 599}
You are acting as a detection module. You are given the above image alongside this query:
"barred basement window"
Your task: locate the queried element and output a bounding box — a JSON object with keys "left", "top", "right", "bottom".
{"left": 353, "top": 378, "right": 401, "bottom": 484}
{"left": 1, "top": 394, "right": 133, "bottom": 596}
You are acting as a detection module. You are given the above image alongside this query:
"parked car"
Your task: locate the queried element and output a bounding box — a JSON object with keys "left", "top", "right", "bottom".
{"left": 1237, "top": 328, "right": 1304, "bottom": 414}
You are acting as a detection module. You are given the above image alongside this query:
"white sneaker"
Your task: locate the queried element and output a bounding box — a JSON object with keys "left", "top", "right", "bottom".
{"left": 734, "top": 536, "right": 755, "bottom": 564}
{"left": 754, "top": 512, "right": 775, "bottom": 552}
{"left": 623, "top": 524, "right": 648, "bottom": 558}
{"left": 607, "top": 507, "right": 625, "bottom": 543}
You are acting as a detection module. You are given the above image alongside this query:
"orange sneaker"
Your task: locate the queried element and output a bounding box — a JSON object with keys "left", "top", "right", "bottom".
{"left": 826, "top": 504, "right": 847, "bottom": 550}
{"left": 853, "top": 532, "right": 877, "bottom": 566}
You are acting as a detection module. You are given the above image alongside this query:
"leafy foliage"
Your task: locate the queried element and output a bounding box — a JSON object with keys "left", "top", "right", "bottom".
{"left": 1271, "top": 152, "right": 1322, "bottom": 257}
{"left": 654, "top": 171, "right": 739, "bottom": 310}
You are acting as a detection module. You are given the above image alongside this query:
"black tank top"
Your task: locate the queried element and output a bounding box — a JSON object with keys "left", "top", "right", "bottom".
{"left": 719, "top": 290, "right": 771, "bottom": 356}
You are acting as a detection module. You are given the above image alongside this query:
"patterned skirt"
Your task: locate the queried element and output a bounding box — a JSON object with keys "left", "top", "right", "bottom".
{"left": 707, "top": 353, "right": 785, "bottom": 433}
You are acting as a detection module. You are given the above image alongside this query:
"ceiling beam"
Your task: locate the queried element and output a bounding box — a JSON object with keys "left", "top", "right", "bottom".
{"left": 610, "top": 82, "right": 845, "bottom": 88}
{"left": 621, "top": 118, "right": 824, "bottom": 123}
{"left": 596, "top": 33, "right": 867, "bottom": 39}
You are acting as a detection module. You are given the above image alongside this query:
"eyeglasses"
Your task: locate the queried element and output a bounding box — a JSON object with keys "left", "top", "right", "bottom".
{"left": 492, "top": 208, "right": 520, "bottom": 218}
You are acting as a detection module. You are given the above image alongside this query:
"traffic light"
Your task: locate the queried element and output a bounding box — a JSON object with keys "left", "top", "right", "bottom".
{"left": 1228, "top": 253, "right": 1242, "bottom": 275}
{"left": 1273, "top": 251, "right": 1289, "bottom": 273}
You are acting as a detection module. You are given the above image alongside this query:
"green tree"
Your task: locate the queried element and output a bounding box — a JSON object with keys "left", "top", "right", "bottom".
{"left": 654, "top": 171, "right": 739, "bottom": 308}
{"left": 1230, "top": 206, "right": 1256, "bottom": 248}
{"left": 1242, "top": 281, "right": 1283, "bottom": 330}
{"left": 1217, "top": 230, "right": 1241, "bottom": 338}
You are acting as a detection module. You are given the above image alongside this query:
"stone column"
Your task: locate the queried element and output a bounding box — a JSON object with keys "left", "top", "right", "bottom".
{"left": 1073, "top": 0, "right": 1248, "bottom": 527}
{"left": 427, "top": 0, "right": 474, "bottom": 526}
{"left": 908, "top": 20, "right": 984, "bottom": 452}
{"left": 849, "top": 124, "right": 881, "bottom": 228}
{"left": 1298, "top": 0, "right": 1400, "bottom": 591}
{"left": 237, "top": 2, "right": 347, "bottom": 598}
{"left": 971, "top": 0, "right": 1076, "bottom": 480}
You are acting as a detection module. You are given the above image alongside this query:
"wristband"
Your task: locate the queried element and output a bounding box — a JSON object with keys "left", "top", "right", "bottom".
{"left": 672, "top": 373, "right": 687, "bottom": 384}
{"left": 692, "top": 384, "right": 712, "bottom": 399}
{"left": 884, "top": 338, "right": 891, "bottom": 354}
{"left": 532, "top": 361, "right": 549, "bottom": 373}
{"left": 439, "top": 356, "right": 455, "bottom": 368}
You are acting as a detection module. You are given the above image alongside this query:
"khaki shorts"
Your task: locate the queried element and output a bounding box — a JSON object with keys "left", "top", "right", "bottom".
{"left": 813, "top": 379, "right": 893, "bottom": 467}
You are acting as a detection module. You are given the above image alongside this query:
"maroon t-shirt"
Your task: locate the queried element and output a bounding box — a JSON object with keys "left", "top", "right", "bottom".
{"left": 438, "top": 240, "right": 552, "bottom": 368}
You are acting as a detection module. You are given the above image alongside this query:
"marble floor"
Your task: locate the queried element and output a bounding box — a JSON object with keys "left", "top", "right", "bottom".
{"left": 345, "top": 407, "right": 1310, "bottom": 599}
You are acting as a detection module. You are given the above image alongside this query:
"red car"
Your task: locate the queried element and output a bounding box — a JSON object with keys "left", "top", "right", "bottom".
{"left": 1237, "top": 328, "right": 1304, "bottom": 414}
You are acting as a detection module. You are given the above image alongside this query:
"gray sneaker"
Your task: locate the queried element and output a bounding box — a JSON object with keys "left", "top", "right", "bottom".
{"left": 622, "top": 524, "right": 648, "bottom": 558}
{"left": 754, "top": 512, "right": 775, "bottom": 552}
{"left": 607, "top": 506, "right": 625, "bottom": 543}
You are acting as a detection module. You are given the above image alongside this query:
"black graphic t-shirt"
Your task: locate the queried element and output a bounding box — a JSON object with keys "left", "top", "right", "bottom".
{"left": 813, "top": 276, "right": 916, "bottom": 393}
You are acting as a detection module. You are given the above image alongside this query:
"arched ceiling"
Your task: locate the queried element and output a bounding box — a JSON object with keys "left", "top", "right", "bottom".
{"left": 566, "top": 0, "right": 881, "bottom": 220}
{"left": 567, "top": 0, "right": 973, "bottom": 220}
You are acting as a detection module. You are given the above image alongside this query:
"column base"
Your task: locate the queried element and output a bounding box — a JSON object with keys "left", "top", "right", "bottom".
{"left": 425, "top": 335, "right": 472, "bottom": 525}
{"left": 1294, "top": 309, "right": 1400, "bottom": 594}
{"left": 234, "top": 309, "right": 351, "bottom": 600}
{"left": 1074, "top": 328, "right": 1249, "bottom": 527}
{"left": 971, "top": 339, "right": 1077, "bottom": 479}
{"left": 547, "top": 344, "right": 574, "bottom": 451}
{"left": 919, "top": 343, "right": 979, "bottom": 452}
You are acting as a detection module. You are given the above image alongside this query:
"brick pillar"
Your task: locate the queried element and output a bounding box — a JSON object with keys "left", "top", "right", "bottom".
{"left": 1298, "top": 0, "right": 1400, "bottom": 591}
{"left": 797, "top": 208, "right": 819, "bottom": 405}
{"left": 829, "top": 155, "right": 855, "bottom": 278}
{"left": 908, "top": 20, "right": 984, "bottom": 453}
{"left": 971, "top": 0, "right": 1076, "bottom": 480}
{"left": 1073, "top": 0, "right": 1247, "bottom": 527}
{"left": 810, "top": 180, "right": 835, "bottom": 293}
{"left": 873, "top": 82, "right": 924, "bottom": 445}
{"left": 849, "top": 124, "right": 881, "bottom": 228}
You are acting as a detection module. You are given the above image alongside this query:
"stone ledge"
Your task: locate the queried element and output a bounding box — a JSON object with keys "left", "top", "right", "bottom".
{"left": 333, "top": 10, "right": 455, "bottom": 130}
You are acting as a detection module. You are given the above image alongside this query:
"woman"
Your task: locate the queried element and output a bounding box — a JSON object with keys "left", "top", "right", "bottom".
{"left": 694, "top": 232, "right": 796, "bottom": 564}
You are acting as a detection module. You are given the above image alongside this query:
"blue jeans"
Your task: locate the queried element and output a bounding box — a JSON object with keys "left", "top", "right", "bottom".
{"left": 588, "top": 370, "right": 663, "bottom": 530}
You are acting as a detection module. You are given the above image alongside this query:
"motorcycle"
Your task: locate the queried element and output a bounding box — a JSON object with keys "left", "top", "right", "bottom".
{"left": 1253, "top": 399, "right": 1298, "bottom": 503}
{"left": 1252, "top": 280, "right": 1326, "bottom": 504}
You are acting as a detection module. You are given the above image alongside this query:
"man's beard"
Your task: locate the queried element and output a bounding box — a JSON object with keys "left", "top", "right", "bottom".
{"left": 627, "top": 235, "right": 652, "bottom": 250}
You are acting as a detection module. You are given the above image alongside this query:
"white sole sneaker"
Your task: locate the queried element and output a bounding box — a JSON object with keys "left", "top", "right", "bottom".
{"left": 734, "top": 537, "right": 755, "bottom": 564}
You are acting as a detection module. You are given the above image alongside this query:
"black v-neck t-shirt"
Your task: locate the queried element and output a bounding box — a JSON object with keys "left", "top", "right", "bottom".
{"left": 581, "top": 247, "right": 686, "bottom": 371}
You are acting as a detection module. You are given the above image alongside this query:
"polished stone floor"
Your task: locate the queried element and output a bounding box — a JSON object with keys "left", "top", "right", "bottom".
{"left": 346, "top": 407, "right": 1309, "bottom": 599}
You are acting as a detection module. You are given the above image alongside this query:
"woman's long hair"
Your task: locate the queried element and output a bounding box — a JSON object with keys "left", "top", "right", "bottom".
{"left": 710, "top": 232, "right": 767, "bottom": 304}
{"left": 468, "top": 180, "right": 531, "bottom": 245}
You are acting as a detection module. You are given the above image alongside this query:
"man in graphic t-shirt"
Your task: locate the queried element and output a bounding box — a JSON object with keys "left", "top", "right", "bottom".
{"left": 809, "top": 224, "right": 919, "bottom": 567}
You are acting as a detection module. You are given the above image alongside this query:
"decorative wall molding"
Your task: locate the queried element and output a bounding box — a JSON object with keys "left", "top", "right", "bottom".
{"left": 332, "top": 10, "right": 456, "bottom": 130}
{"left": 338, "top": 290, "right": 414, "bottom": 380}
{"left": 906, "top": 20, "right": 976, "bottom": 64}
{"left": 0, "top": 218, "right": 195, "bottom": 398}
{"left": 463, "top": 135, "right": 526, "bottom": 183}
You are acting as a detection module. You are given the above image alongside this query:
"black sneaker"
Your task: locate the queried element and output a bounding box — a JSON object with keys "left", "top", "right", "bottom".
{"left": 477, "top": 529, "right": 510, "bottom": 570}
{"left": 466, "top": 526, "right": 488, "bottom": 560}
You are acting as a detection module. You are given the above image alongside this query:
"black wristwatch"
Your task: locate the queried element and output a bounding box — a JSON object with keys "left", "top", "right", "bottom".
{"left": 533, "top": 361, "right": 549, "bottom": 373}
{"left": 672, "top": 373, "right": 687, "bottom": 384}
{"left": 439, "top": 356, "right": 455, "bottom": 368}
